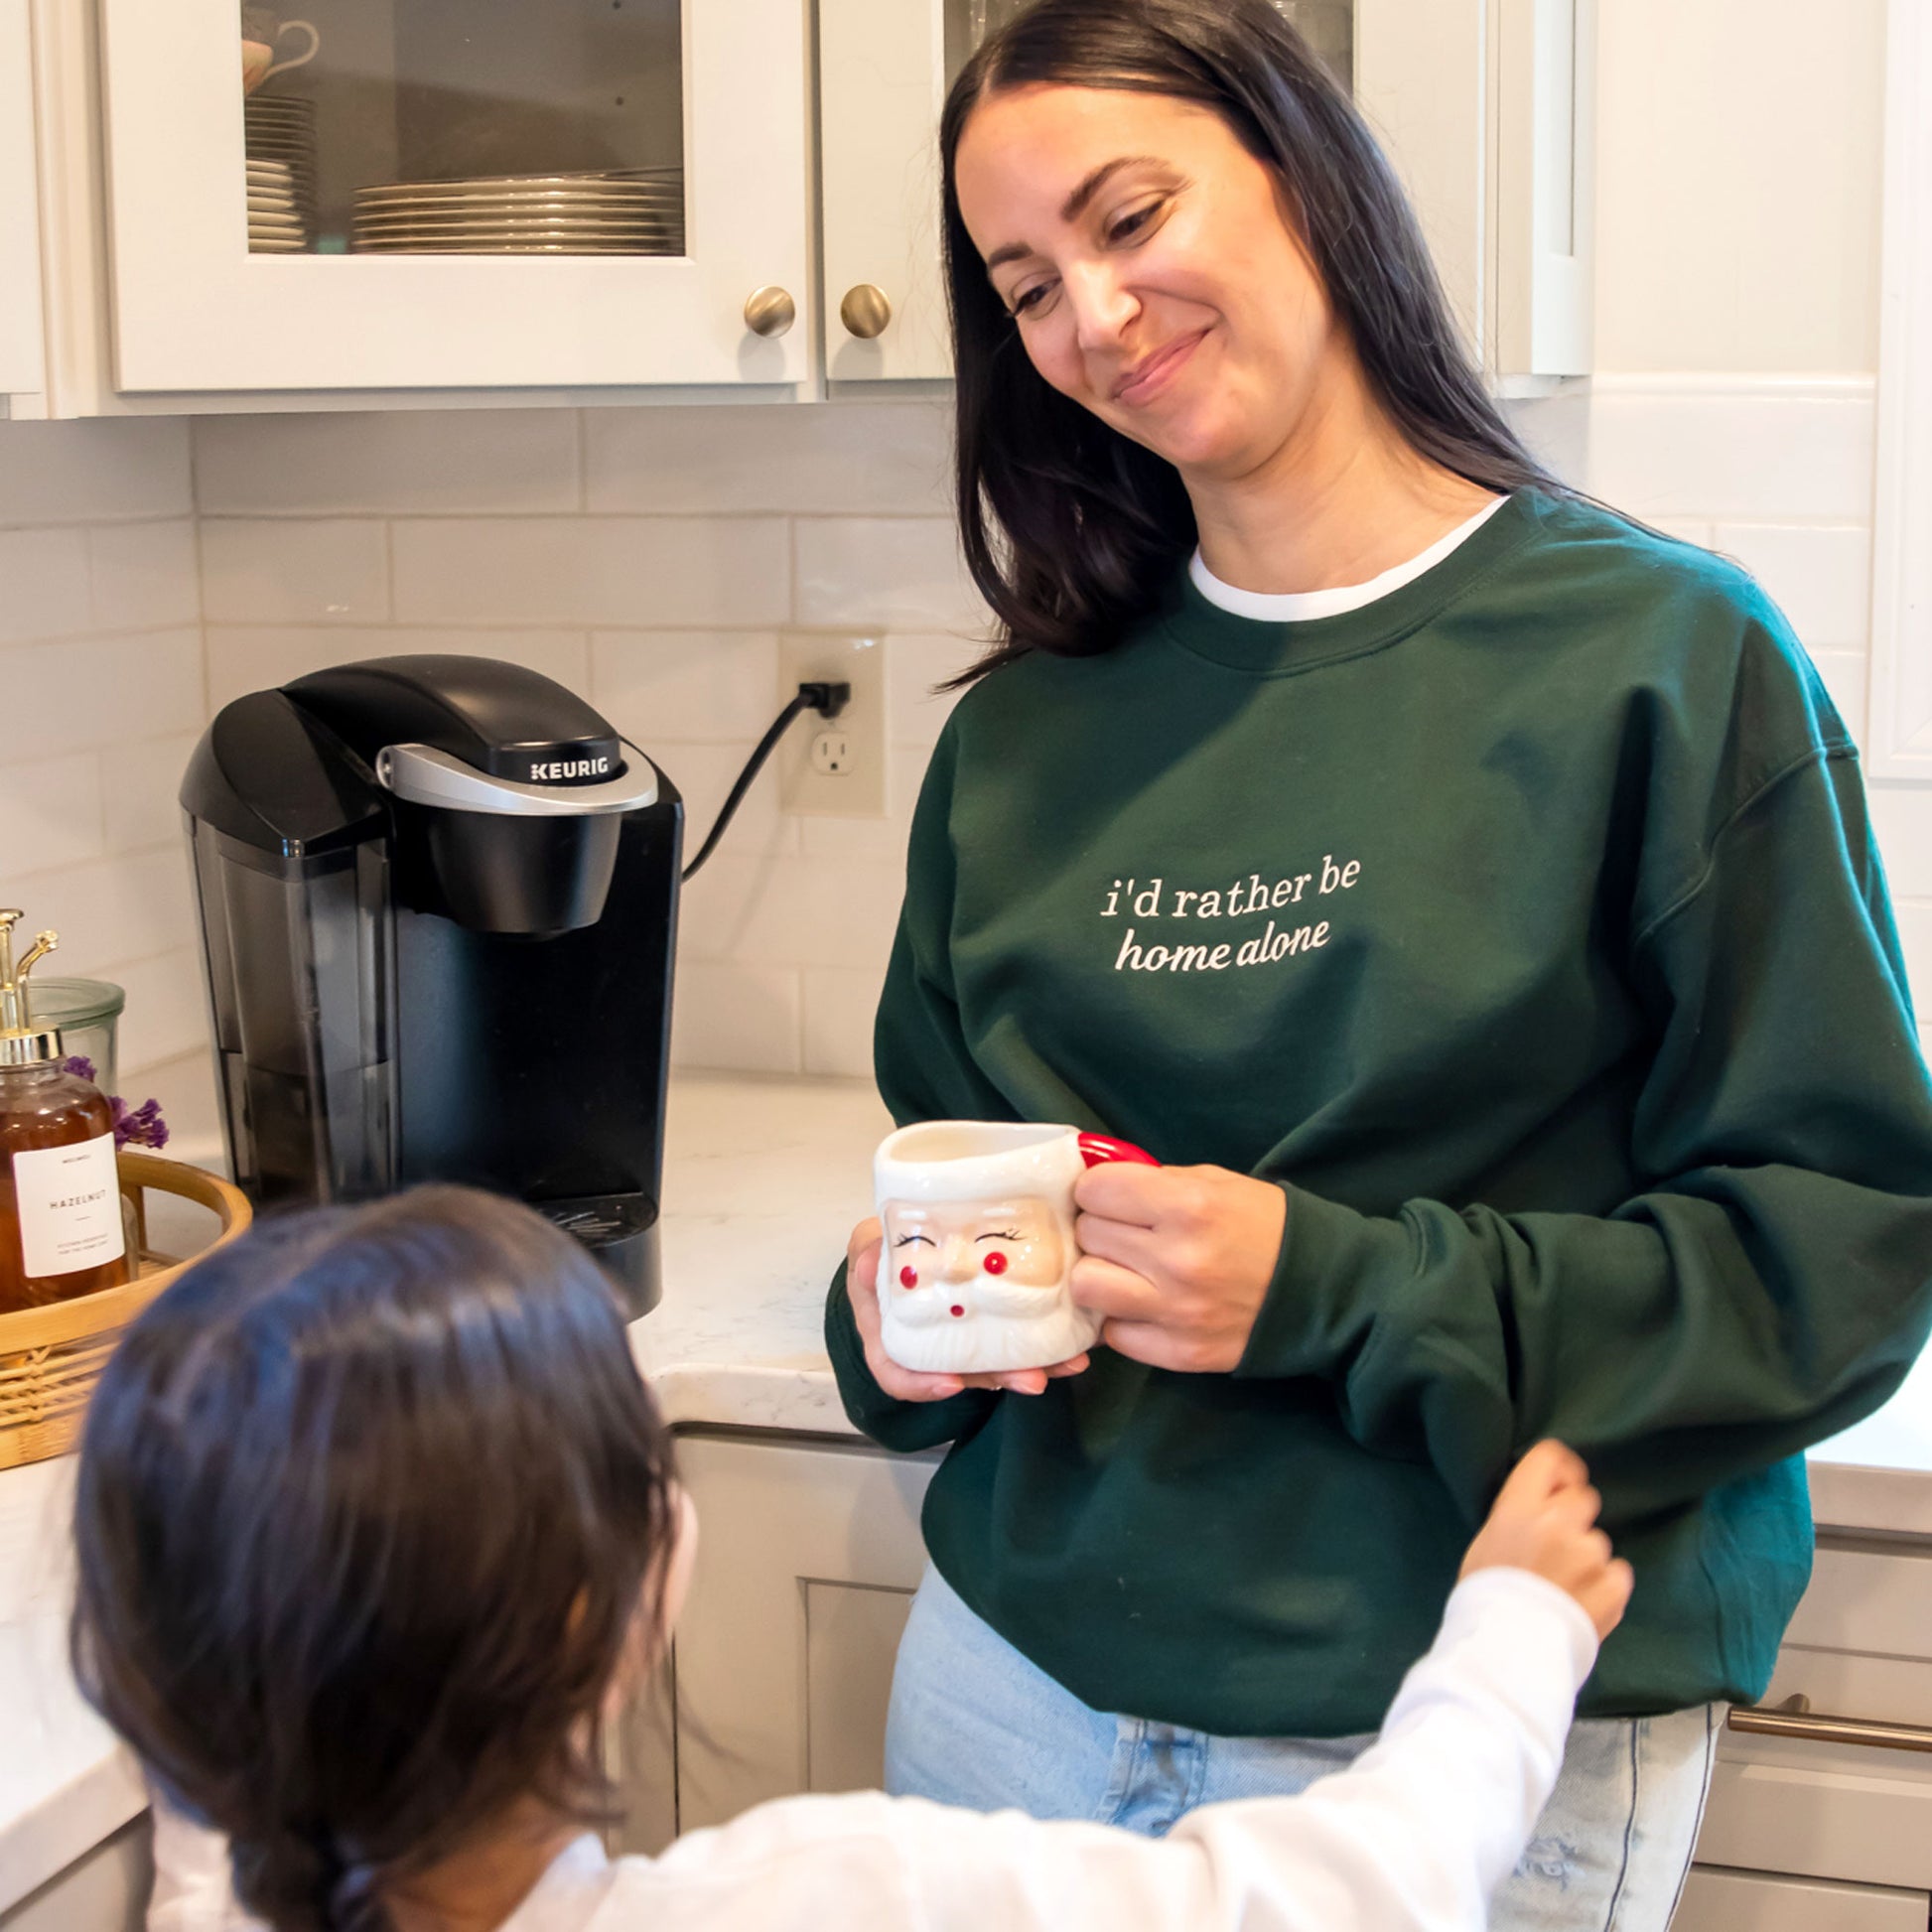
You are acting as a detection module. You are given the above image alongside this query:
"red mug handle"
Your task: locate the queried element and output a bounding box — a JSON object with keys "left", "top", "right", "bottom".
{"left": 1077, "top": 1132, "right": 1160, "bottom": 1170}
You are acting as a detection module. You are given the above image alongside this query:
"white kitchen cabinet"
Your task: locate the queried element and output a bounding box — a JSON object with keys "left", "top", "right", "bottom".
{"left": 0, "top": 1819, "right": 149, "bottom": 1932}
{"left": 0, "top": 0, "right": 46, "bottom": 413}
{"left": 69, "top": 0, "right": 812, "bottom": 397}
{"left": 1356, "top": 0, "right": 1596, "bottom": 387}
{"left": 817, "top": 0, "right": 950, "bottom": 384}
{"left": 618, "top": 1429, "right": 936, "bottom": 1850}
{"left": 1684, "top": 1531, "right": 1932, "bottom": 1909}
{"left": 1674, "top": 1865, "right": 1930, "bottom": 1932}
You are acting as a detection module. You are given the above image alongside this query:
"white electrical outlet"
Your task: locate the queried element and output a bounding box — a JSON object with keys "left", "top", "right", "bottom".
{"left": 778, "top": 632, "right": 888, "bottom": 817}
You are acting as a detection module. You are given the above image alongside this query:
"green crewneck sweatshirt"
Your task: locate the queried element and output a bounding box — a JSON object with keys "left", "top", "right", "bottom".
{"left": 824, "top": 487, "right": 1932, "bottom": 1735}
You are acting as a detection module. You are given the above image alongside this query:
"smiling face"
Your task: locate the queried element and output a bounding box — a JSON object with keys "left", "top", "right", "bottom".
{"left": 883, "top": 1195, "right": 1067, "bottom": 1295}
{"left": 952, "top": 82, "right": 1345, "bottom": 483}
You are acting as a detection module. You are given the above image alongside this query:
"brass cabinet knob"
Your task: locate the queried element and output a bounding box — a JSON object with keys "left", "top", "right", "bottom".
{"left": 744, "top": 286, "right": 796, "bottom": 338}
{"left": 839, "top": 283, "right": 894, "bottom": 339}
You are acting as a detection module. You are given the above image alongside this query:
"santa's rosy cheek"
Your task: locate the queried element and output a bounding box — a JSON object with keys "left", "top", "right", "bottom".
{"left": 898, "top": 1265, "right": 918, "bottom": 1289}
{"left": 983, "top": 1250, "right": 1009, "bottom": 1275}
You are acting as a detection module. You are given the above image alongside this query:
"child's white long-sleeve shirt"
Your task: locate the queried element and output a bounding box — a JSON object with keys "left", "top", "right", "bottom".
{"left": 150, "top": 1566, "right": 1597, "bottom": 1932}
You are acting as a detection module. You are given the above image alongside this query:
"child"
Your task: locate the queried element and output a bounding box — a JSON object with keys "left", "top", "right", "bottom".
{"left": 71, "top": 1186, "right": 1632, "bottom": 1932}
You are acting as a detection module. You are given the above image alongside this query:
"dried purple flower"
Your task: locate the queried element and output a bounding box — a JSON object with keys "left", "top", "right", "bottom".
{"left": 63, "top": 1053, "right": 98, "bottom": 1085}
{"left": 109, "top": 1095, "right": 170, "bottom": 1152}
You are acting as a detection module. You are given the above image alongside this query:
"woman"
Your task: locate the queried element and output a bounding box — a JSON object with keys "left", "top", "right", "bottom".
{"left": 823, "top": 2, "right": 1932, "bottom": 1927}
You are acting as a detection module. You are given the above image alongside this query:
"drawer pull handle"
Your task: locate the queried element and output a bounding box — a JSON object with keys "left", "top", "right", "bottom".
{"left": 1727, "top": 1693, "right": 1932, "bottom": 1754}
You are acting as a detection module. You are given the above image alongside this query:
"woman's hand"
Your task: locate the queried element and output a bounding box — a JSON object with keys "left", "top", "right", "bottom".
{"left": 1069, "top": 1164, "right": 1287, "bottom": 1373}
{"left": 844, "top": 1218, "right": 1090, "bottom": 1401}
{"left": 1459, "top": 1441, "right": 1634, "bottom": 1641}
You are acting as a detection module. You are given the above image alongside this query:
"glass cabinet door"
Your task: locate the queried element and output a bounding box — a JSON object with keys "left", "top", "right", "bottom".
{"left": 97, "top": 0, "right": 810, "bottom": 392}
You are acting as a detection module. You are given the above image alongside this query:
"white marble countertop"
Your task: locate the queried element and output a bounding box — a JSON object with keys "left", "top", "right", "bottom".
{"left": 4, "top": 1064, "right": 1929, "bottom": 1913}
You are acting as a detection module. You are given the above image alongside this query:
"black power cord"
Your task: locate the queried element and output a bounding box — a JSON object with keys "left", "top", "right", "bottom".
{"left": 680, "top": 680, "right": 852, "bottom": 882}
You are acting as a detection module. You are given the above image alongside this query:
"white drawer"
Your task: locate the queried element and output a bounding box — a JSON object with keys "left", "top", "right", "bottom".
{"left": 1693, "top": 1536, "right": 1932, "bottom": 1889}
{"left": 1674, "top": 1864, "right": 1930, "bottom": 1932}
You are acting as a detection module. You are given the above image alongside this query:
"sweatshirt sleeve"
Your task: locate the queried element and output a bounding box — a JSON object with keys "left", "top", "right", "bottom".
{"left": 1237, "top": 723, "right": 1932, "bottom": 1524}
{"left": 647, "top": 1567, "right": 1591, "bottom": 1932}
{"left": 825, "top": 722, "right": 1003, "bottom": 1451}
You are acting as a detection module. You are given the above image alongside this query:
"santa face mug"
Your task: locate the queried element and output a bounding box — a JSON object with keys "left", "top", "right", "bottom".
{"left": 874, "top": 1121, "right": 1159, "bottom": 1375}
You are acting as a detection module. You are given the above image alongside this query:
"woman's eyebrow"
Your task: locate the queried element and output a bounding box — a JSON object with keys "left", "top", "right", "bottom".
{"left": 983, "top": 155, "right": 1162, "bottom": 273}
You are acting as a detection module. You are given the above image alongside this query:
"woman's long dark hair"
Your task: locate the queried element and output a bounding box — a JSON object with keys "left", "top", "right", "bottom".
{"left": 69, "top": 1186, "right": 679, "bottom": 1932}
{"left": 942, "top": 0, "right": 1564, "bottom": 678}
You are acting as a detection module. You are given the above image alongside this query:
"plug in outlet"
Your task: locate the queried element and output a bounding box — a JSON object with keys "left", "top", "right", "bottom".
{"left": 779, "top": 633, "right": 887, "bottom": 817}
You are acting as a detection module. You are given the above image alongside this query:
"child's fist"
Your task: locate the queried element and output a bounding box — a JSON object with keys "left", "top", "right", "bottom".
{"left": 1459, "top": 1441, "right": 1634, "bottom": 1641}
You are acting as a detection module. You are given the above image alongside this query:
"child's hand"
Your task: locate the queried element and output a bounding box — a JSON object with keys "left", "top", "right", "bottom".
{"left": 844, "top": 1218, "right": 1090, "bottom": 1401}
{"left": 1458, "top": 1441, "right": 1634, "bottom": 1641}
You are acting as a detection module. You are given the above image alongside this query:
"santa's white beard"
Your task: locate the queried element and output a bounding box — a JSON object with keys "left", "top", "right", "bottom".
{"left": 880, "top": 1274, "right": 1102, "bottom": 1374}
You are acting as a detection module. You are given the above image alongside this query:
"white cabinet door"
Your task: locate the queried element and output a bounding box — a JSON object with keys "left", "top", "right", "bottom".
{"left": 94, "top": 0, "right": 810, "bottom": 392}
{"left": 0, "top": 1818, "right": 150, "bottom": 1932}
{"left": 1355, "top": 0, "right": 1594, "bottom": 384}
{"left": 1673, "top": 1865, "right": 1930, "bottom": 1932}
{"left": 817, "top": 0, "right": 951, "bottom": 382}
{"left": 0, "top": 0, "right": 46, "bottom": 405}
{"left": 653, "top": 1430, "right": 935, "bottom": 1838}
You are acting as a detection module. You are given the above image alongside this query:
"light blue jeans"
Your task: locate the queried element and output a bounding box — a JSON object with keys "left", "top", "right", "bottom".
{"left": 886, "top": 1566, "right": 1720, "bottom": 1931}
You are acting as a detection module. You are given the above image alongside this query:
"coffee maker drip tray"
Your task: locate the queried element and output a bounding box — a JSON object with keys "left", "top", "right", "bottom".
{"left": 535, "top": 1192, "right": 659, "bottom": 1305}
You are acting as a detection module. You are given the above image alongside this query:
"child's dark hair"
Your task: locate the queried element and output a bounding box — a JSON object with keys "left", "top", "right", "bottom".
{"left": 69, "top": 1184, "right": 679, "bottom": 1932}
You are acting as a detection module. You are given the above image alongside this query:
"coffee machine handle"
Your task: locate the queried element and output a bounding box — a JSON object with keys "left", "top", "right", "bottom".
{"left": 376, "top": 743, "right": 659, "bottom": 817}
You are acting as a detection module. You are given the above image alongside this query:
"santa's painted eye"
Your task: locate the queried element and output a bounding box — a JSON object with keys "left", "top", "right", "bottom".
{"left": 983, "top": 1251, "right": 1009, "bottom": 1275}
{"left": 898, "top": 1265, "right": 919, "bottom": 1289}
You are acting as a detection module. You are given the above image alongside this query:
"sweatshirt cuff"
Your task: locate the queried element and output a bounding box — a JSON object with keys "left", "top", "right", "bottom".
{"left": 1233, "top": 1181, "right": 1419, "bottom": 1379}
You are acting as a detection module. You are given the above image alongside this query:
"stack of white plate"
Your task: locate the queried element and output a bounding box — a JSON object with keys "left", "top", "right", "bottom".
{"left": 243, "top": 94, "right": 319, "bottom": 250}
{"left": 246, "top": 159, "right": 309, "bottom": 253}
{"left": 349, "top": 169, "right": 683, "bottom": 255}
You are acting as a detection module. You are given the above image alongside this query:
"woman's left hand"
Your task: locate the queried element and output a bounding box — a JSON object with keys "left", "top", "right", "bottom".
{"left": 1070, "top": 1163, "right": 1288, "bottom": 1373}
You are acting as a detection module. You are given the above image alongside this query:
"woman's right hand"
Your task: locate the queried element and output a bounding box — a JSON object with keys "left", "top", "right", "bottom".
{"left": 1458, "top": 1441, "right": 1635, "bottom": 1641}
{"left": 845, "top": 1217, "right": 1090, "bottom": 1400}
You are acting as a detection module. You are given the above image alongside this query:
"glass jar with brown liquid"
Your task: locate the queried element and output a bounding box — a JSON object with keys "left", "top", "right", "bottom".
{"left": 0, "top": 911, "right": 132, "bottom": 1314}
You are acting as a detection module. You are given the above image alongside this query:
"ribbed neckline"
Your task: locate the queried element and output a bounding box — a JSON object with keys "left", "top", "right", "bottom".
{"left": 1159, "top": 487, "right": 1551, "bottom": 676}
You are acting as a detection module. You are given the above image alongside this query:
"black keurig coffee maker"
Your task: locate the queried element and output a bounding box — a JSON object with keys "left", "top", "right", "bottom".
{"left": 181, "top": 655, "right": 680, "bottom": 1313}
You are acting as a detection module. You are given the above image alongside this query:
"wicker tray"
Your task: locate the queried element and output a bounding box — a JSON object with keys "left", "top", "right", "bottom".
{"left": 0, "top": 1152, "right": 252, "bottom": 1469}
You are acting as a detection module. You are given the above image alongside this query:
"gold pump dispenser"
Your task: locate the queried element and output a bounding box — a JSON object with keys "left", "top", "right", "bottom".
{"left": 0, "top": 909, "right": 131, "bottom": 1311}
{"left": 0, "top": 910, "right": 65, "bottom": 1068}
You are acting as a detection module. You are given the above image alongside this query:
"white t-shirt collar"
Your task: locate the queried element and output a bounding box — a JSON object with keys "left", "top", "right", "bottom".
{"left": 1189, "top": 494, "right": 1510, "bottom": 622}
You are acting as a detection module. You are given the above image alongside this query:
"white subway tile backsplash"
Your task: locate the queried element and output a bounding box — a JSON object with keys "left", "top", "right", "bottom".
{"left": 206, "top": 625, "right": 590, "bottom": 711}
{"left": 678, "top": 852, "right": 903, "bottom": 974}
{"left": 194, "top": 410, "right": 582, "bottom": 516}
{"left": 593, "top": 631, "right": 782, "bottom": 743}
{"left": 4, "top": 844, "right": 198, "bottom": 978}
{"left": 669, "top": 961, "right": 802, "bottom": 1074}
{"left": 795, "top": 517, "right": 985, "bottom": 630}
{"left": 0, "top": 753, "right": 103, "bottom": 876}
{"left": 201, "top": 518, "right": 390, "bottom": 623}
{"left": 0, "top": 419, "right": 192, "bottom": 528}
{"left": 392, "top": 517, "right": 788, "bottom": 627}
{"left": 654, "top": 740, "right": 797, "bottom": 866}
{"left": 586, "top": 400, "right": 952, "bottom": 515}
{"left": 0, "top": 628, "right": 203, "bottom": 756}
{"left": 1709, "top": 522, "right": 1870, "bottom": 652}
{"left": 88, "top": 519, "right": 200, "bottom": 631}
{"left": 102, "top": 734, "right": 202, "bottom": 854}
{"left": 0, "top": 527, "right": 90, "bottom": 642}
{"left": 802, "top": 967, "right": 881, "bottom": 1079}
{"left": 887, "top": 632, "right": 981, "bottom": 747}
{"left": 111, "top": 948, "right": 210, "bottom": 1078}
{"left": 1584, "top": 388, "right": 1874, "bottom": 522}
